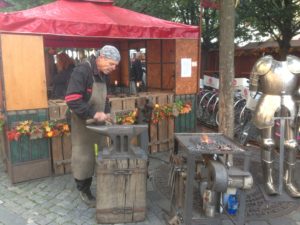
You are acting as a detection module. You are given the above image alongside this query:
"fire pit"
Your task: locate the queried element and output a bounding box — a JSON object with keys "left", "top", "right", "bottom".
{"left": 176, "top": 133, "right": 246, "bottom": 154}
{"left": 174, "top": 132, "right": 251, "bottom": 225}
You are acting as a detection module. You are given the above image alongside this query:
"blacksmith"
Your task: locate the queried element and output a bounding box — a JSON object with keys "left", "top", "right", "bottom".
{"left": 65, "top": 45, "right": 120, "bottom": 207}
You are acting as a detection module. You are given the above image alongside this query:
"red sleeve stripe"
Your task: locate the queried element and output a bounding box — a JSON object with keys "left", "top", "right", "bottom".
{"left": 87, "top": 88, "right": 92, "bottom": 93}
{"left": 65, "top": 94, "right": 83, "bottom": 102}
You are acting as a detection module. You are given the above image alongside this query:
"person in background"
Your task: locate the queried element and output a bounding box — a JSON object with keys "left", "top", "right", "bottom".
{"left": 132, "top": 52, "right": 144, "bottom": 84}
{"left": 130, "top": 52, "right": 144, "bottom": 93}
{"left": 44, "top": 48, "right": 57, "bottom": 97}
{"left": 52, "top": 53, "right": 75, "bottom": 99}
{"left": 65, "top": 45, "right": 120, "bottom": 207}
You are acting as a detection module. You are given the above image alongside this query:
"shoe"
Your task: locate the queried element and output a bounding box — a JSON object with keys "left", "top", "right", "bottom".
{"left": 80, "top": 190, "right": 96, "bottom": 208}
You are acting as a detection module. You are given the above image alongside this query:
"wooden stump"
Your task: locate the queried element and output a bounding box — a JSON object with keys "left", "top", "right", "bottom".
{"left": 96, "top": 157, "right": 147, "bottom": 224}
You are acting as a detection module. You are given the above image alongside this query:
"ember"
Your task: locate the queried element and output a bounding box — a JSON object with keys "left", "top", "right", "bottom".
{"left": 182, "top": 133, "right": 245, "bottom": 154}
{"left": 201, "top": 134, "right": 213, "bottom": 144}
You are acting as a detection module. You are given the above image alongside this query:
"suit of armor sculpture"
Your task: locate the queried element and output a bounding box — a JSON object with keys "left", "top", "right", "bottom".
{"left": 249, "top": 55, "right": 300, "bottom": 197}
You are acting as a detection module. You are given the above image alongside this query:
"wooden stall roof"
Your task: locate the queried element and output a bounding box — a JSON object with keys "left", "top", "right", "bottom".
{"left": 0, "top": 0, "right": 199, "bottom": 48}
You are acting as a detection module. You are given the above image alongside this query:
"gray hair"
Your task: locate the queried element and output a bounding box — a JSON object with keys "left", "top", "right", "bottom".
{"left": 96, "top": 45, "right": 121, "bottom": 62}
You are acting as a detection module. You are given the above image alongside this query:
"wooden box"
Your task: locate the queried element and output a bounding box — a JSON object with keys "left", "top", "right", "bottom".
{"left": 109, "top": 92, "right": 175, "bottom": 153}
{"left": 48, "top": 100, "right": 72, "bottom": 175}
{"left": 139, "top": 92, "right": 175, "bottom": 153}
{"left": 96, "top": 157, "right": 147, "bottom": 224}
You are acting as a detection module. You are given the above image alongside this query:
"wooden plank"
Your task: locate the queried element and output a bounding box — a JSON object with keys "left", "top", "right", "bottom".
{"left": 48, "top": 101, "right": 60, "bottom": 120}
{"left": 149, "top": 95, "right": 158, "bottom": 153}
{"left": 147, "top": 64, "right": 161, "bottom": 89}
{"left": 119, "top": 41, "right": 130, "bottom": 86}
{"left": 175, "top": 39, "right": 199, "bottom": 95}
{"left": 162, "top": 40, "right": 175, "bottom": 63}
{"left": 0, "top": 37, "right": 4, "bottom": 111}
{"left": 168, "top": 94, "right": 175, "bottom": 152}
{"left": 51, "top": 137, "right": 64, "bottom": 175}
{"left": 97, "top": 159, "right": 118, "bottom": 223}
{"left": 132, "top": 158, "right": 147, "bottom": 221}
{"left": 1, "top": 34, "right": 48, "bottom": 110}
{"left": 110, "top": 99, "right": 123, "bottom": 112}
{"left": 122, "top": 98, "right": 136, "bottom": 110}
{"left": 57, "top": 101, "right": 68, "bottom": 120}
{"left": 162, "top": 64, "right": 175, "bottom": 90}
{"left": 62, "top": 135, "right": 72, "bottom": 173}
{"left": 48, "top": 100, "right": 72, "bottom": 175}
{"left": 146, "top": 40, "right": 161, "bottom": 63}
{"left": 157, "top": 94, "right": 169, "bottom": 152}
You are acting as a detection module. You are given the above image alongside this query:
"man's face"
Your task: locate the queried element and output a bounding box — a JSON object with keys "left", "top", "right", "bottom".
{"left": 96, "top": 55, "right": 119, "bottom": 74}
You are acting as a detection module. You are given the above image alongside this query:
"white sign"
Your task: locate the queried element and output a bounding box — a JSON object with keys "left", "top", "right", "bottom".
{"left": 181, "top": 58, "right": 192, "bottom": 77}
{"left": 203, "top": 75, "right": 219, "bottom": 89}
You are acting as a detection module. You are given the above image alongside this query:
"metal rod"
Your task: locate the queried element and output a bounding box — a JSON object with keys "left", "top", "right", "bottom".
{"left": 278, "top": 91, "right": 286, "bottom": 195}
{"left": 183, "top": 152, "right": 195, "bottom": 225}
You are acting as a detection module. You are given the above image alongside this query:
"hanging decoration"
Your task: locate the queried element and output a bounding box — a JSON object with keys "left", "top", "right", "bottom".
{"left": 7, "top": 119, "right": 70, "bottom": 142}
{"left": 151, "top": 100, "right": 192, "bottom": 124}
{"left": 113, "top": 100, "right": 192, "bottom": 125}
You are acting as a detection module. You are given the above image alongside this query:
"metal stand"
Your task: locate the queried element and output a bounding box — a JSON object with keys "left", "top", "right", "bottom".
{"left": 174, "top": 133, "right": 251, "bottom": 225}
{"left": 275, "top": 91, "right": 293, "bottom": 195}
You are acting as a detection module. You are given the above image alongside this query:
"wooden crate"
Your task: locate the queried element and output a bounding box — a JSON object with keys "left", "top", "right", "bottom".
{"left": 143, "top": 92, "right": 174, "bottom": 153}
{"left": 109, "top": 92, "right": 175, "bottom": 153}
{"left": 48, "top": 100, "right": 72, "bottom": 175}
{"left": 96, "top": 157, "right": 147, "bottom": 224}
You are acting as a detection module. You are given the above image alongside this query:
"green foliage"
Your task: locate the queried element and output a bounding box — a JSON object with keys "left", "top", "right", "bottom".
{"left": 237, "top": 0, "right": 300, "bottom": 58}
{"left": 0, "top": 0, "right": 54, "bottom": 12}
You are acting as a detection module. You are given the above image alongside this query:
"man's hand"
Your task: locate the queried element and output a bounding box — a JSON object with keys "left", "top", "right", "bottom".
{"left": 94, "top": 112, "right": 110, "bottom": 122}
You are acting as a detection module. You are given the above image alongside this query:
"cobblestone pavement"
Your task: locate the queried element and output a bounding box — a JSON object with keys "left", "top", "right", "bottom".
{"left": 1, "top": 149, "right": 300, "bottom": 225}
{"left": 0, "top": 153, "right": 169, "bottom": 225}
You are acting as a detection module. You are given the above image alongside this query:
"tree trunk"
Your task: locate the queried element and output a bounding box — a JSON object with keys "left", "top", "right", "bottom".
{"left": 218, "top": 0, "right": 235, "bottom": 138}
{"left": 278, "top": 39, "right": 291, "bottom": 60}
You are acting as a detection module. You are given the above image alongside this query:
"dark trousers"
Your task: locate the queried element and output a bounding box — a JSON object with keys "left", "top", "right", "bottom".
{"left": 75, "top": 177, "right": 92, "bottom": 193}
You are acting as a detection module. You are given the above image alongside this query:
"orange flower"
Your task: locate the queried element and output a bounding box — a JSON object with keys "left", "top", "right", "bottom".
{"left": 46, "top": 131, "right": 54, "bottom": 138}
{"left": 63, "top": 124, "right": 70, "bottom": 132}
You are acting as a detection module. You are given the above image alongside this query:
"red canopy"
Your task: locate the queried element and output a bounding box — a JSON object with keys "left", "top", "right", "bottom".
{"left": 0, "top": 0, "right": 199, "bottom": 47}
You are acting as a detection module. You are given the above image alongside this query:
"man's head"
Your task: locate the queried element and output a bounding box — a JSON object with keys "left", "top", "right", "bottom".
{"left": 96, "top": 45, "right": 120, "bottom": 74}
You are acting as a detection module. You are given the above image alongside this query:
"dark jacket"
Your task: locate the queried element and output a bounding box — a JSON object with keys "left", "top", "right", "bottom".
{"left": 130, "top": 59, "right": 143, "bottom": 82}
{"left": 52, "top": 65, "right": 74, "bottom": 99}
{"left": 65, "top": 61, "right": 110, "bottom": 120}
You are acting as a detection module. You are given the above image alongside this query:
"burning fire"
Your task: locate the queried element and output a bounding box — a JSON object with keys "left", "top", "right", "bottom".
{"left": 200, "top": 134, "right": 213, "bottom": 144}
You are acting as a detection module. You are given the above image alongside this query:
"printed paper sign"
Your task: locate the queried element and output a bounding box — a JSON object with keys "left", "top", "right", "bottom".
{"left": 181, "top": 58, "right": 192, "bottom": 77}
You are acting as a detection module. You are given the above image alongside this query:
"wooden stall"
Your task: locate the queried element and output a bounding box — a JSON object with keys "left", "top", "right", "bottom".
{"left": 0, "top": 34, "right": 51, "bottom": 183}
{"left": 0, "top": 0, "right": 199, "bottom": 186}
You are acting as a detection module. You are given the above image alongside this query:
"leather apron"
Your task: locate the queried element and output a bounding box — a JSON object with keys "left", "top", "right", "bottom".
{"left": 71, "top": 77, "right": 107, "bottom": 180}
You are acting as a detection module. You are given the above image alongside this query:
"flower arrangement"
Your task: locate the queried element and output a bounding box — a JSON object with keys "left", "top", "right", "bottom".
{"left": 7, "top": 119, "right": 70, "bottom": 141}
{"left": 114, "top": 100, "right": 192, "bottom": 125}
{"left": 151, "top": 100, "right": 192, "bottom": 124}
{"left": 115, "top": 108, "right": 138, "bottom": 125}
